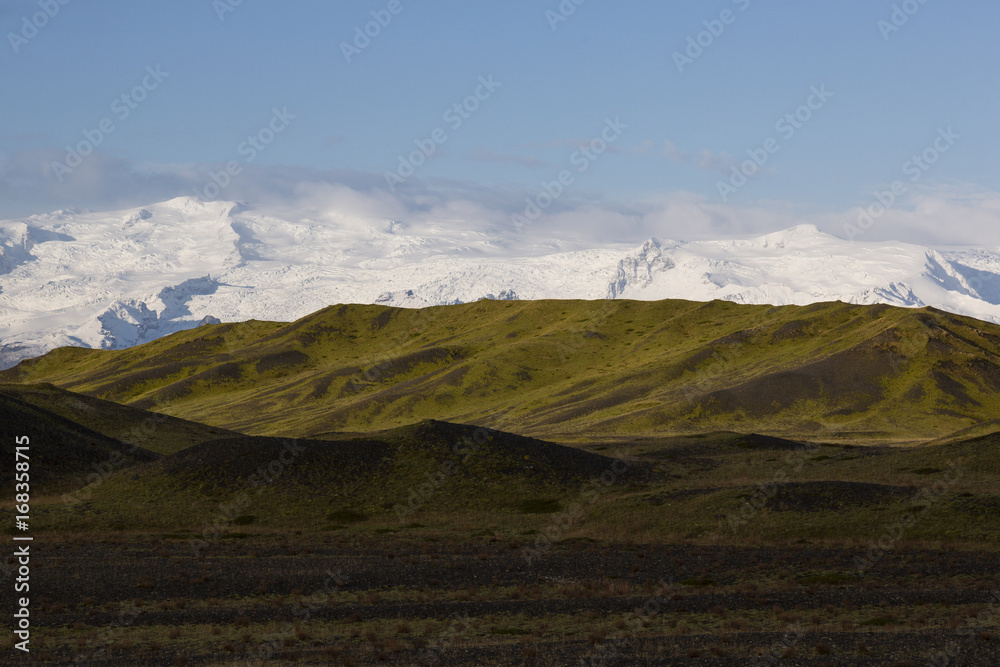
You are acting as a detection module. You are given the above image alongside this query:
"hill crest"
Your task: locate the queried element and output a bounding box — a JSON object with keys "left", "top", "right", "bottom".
{"left": 5, "top": 299, "right": 1000, "bottom": 441}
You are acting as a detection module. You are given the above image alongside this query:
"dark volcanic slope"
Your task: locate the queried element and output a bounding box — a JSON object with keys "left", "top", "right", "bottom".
{"left": 0, "top": 390, "right": 159, "bottom": 493}
{"left": 155, "top": 435, "right": 394, "bottom": 491}
{"left": 66, "top": 420, "right": 636, "bottom": 529}
{"left": 0, "top": 383, "right": 241, "bottom": 455}
{"left": 151, "top": 419, "right": 627, "bottom": 492}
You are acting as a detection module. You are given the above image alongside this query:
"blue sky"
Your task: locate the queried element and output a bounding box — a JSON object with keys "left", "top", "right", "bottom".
{"left": 2, "top": 0, "right": 998, "bottom": 244}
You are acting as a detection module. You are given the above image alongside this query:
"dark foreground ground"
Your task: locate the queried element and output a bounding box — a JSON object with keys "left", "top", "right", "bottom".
{"left": 2, "top": 534, "right": 997, "bottom": 665}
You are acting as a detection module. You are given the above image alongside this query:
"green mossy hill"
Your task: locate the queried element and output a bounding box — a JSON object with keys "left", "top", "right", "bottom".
{"left": 5, "top": 299, "right": 1000, "bottom": 441}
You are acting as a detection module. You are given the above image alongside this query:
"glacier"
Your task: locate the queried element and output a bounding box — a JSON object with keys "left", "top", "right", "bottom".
{"left": 2, "top": 197, "right": 1000, "bottom": 369}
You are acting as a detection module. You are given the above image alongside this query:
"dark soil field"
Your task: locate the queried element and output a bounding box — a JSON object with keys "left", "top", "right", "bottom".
{"left": 4, "top": 534, "right": 998, "bottom": 665}
{"left": 2, "top": 411, "right": 999, "bottom": 665}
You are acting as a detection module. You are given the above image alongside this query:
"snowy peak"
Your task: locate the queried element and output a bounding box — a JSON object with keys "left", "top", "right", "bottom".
{"left": 604, "top": 229, "right": 1000, "bottom": 323}
{"left": 608, "top": 238, "right": 676, "bottom": 298}
{"left": 755, "top": 223, "right": 829, "bottom": 245}
{"left": 718, "top": 224, "right": 836, "bottom": 252}
{"left": 158, "top": 196, "right": 245, "bottom": 218}
{"left": 121, "top": 208, "right": 152, "bottom": 229}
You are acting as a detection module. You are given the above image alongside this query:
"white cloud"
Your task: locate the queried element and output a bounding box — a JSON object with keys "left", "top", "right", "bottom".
{"left": 2, "top": 150, "right": 999, "bottom": 249}
{"left": 826, "top": 184, "right": 1000, "bottom": 247}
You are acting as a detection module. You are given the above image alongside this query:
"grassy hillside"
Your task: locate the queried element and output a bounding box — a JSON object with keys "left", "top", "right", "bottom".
{"left": 4, "top": 299, "right": 1000, "bottom": 441}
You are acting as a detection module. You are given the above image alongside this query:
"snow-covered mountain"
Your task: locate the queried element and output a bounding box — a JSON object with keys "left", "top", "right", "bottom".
{"left": 3, "top": 197, "right": 1000, "bottom": 369}
{"left": 606, "top": 225, "right": 1000, "bottom": 322}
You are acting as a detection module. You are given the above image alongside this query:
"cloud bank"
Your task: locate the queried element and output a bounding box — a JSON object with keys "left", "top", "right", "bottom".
{"left": 2, "top": 149, "right": 999, "bottom": 249}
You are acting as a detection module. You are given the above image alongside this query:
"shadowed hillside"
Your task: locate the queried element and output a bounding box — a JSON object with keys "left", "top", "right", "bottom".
{"left": 5, "top": 299, "right": 1000, "bottom": 441}
{"left": 22, "top": 420, "right": 635, "bottom": 533}
{"left": 8, "top": 416, "right": 999, "bottom": 546}
{"left": 0, "top": 383, "right": 241, "bottom": 455}
{"left": 0, "top": 387, "right": 160, "bottom": 494}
